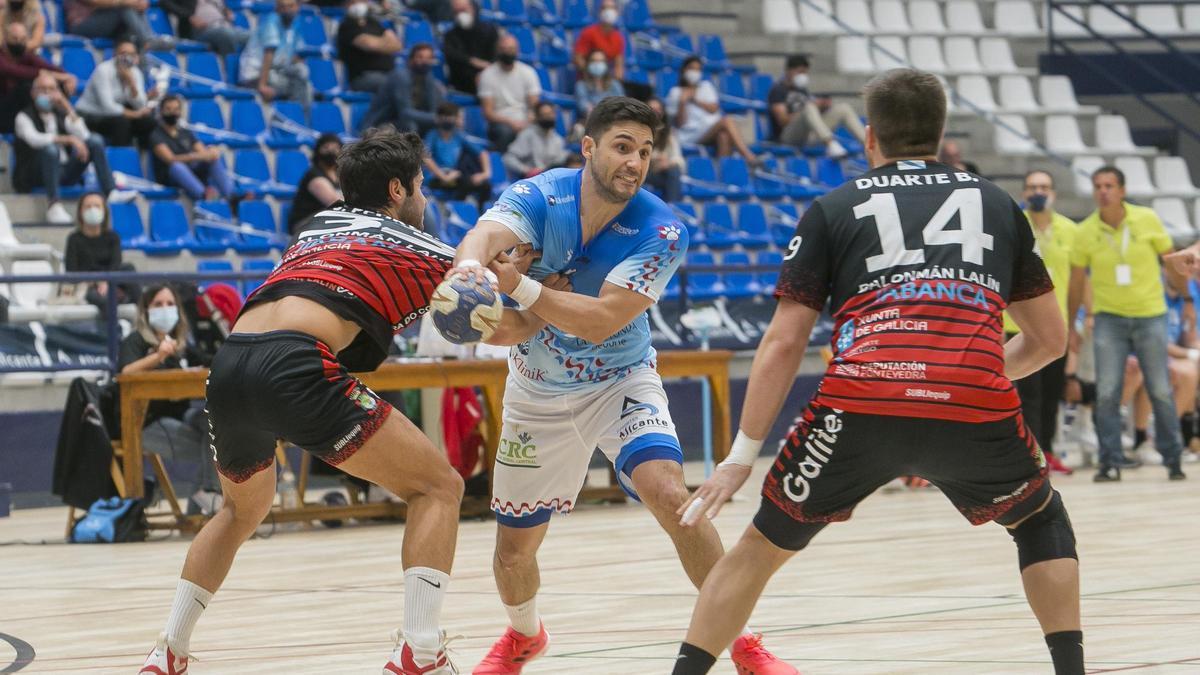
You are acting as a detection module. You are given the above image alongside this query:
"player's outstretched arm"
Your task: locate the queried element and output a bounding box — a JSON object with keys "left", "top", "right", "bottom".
{"left": 1006, "top": 291, "right": 1068, "bottom": 381}
{"left": 451, "top": 221, "right": 523, "bottom": 282}
{"left": 679, "top": 298, "right": 819, "bottom": 526}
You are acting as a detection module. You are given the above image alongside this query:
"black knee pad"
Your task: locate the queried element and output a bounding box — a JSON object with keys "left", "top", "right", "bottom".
{"left": 752, "top": 497, "right": 828, "bottom": 551}
{"left": 1007, "top": 490, "right": 1078, "bottom": 571}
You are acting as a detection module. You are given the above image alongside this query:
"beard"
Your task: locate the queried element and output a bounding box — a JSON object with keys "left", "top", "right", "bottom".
{"left": 589, "top": 159, "right": 637, "bottom": 204}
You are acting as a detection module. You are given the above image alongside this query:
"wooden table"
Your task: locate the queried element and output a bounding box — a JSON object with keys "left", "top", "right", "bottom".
{"left": 117, "top": 350, "right": 731, "bottom": 529}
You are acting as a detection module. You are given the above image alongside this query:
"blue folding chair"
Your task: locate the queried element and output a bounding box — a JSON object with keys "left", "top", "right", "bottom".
{"left": 735, "top": 203, "right": 773, "bottom": 249}
{"left": 718, "top": 157, "right": 752, "bottom": 201}
{"left": 702, "top": 203, "right": 739, "bottom": 249}
{"left": 109, "top": 203, "right": 151, "bottom": 250}
{"left": 721, "top": 252, "right": 761, "bottom": 298}
{"left": 686, "top": 252, "right": 724, "bottom": 300}
{"left": 276, "top": 150, "right": 310, "bottom": 187}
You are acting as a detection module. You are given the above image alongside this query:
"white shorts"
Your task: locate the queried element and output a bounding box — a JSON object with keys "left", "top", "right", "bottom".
{"left": 491, "top": 367, "right": 682, "bottom": 527}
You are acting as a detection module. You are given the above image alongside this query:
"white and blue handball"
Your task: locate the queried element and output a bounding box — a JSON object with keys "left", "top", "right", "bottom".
{"left": 430, "top": 276, "right": 504, "bottom": 345}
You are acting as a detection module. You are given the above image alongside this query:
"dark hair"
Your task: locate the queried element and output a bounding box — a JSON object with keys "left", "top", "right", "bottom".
{"left": 409, "top": 41, "right": 434, "bottom": 59}
{"left": 786, "top": 54, "right": 810, "bottom": 70}
{"left": 583, "top": 96, "right": 662, "bottom": 143}
{"left": 535, "top": 100, "right": 556, "bottom": 116}
{"left": 114, "top": 37, "right": 137, "bottom": 51}
{"left": 646, "top": 96, "right": 672, "bottom": 148}
{"left": 338, "top": 127, "right": 425, "bottom": 209}
{"left": 1024, "top": 169, "right": 1055, "bottom": 189}
{"left": 680, "top": 55, "right": 702, "bottom": 73}
{"left": 160, "top": 93, "right": 182, "bottom": 107}
{"left": 1092, "top": 165, "right": 1126, "bottom": 188}
{"left": 316, "top": 132, "right": 342, "bottom": 149}
{"left": 437, "top": 101, "right": 459, "bottom": 117}
{"left": 862, "top": 68, "right": 946, "bottom": 159}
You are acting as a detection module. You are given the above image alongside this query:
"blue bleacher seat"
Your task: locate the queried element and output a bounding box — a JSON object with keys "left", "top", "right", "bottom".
{"left": 736, "top": 203, "right": 773, "bottom": 249}
{"left": 487, "top": 151, "right": 510, "bottom": 196}
{"left": 275, "top": 150, "right": 310, "bottom": 187}
{"left": 816, "top": 157, "right": 846, "bottom": 188}
{"left": 768, "top": 201, "right": 800, "bottom": 247}
{"left": 784, "top": 157, "right": 825, "bottom": 199}
{"left": 146, "top": 202, "right": 208, "bottom": 255}
{"left": 750, "top": 73, "right": 774, "bottom": 102}
{"left": 683, "top": 157, "right": 722, "bottom": 200}
{"left": 443, "top": 200, "right": 479, "bottom": 245}
{"left": 463, "top": 105, "right": 488, "bottom": 138}
{"left": 109, "top": 203, "right": 151, "bottom": 249}
{"left": 756, "top": 250, "right": 783, "bottom": 293}
{"left": 106, "top": 147, "right": 176, "bottom": 198}
{"left": 718, "top": 157, "right": 752, "bottom": 201}
{"left": 630, "top": 33, "right": 666, "bottom": 72}
{"left": 225, "top": 52, "right": 242, "bottom": 87}
{"left": 670, "top": 201, "right": 706, "bottom": 248}
{"left": 233, "top": 149, "right": 288, "bottom": 197}
{"left": 193, "top": 200, "right": 236, "bottom": 244}
{"left": 667, "top": 34, "right": 695, "bottom": 69}
{"left": 686, "top": 252, "right": 723, "bottom": 300}
{"left": 242, "top": 259, "right": 277, "bottom": 296}
{"left": 495, "top": 0, "right": 528, "bottom": 25}
{"left": 663, "top": 274, "right": 681, "bottom": 301}
{"left": 536, "top": 69, "right": 574, "bottom": 108}
{"left": 231, "top": 100, "right": 268, "bottom": 139}
{"left": 310, "top": 102, "right": 347, "bottom": 135}
{"left": 528, "top": 0, "right": 559, "bottom": 26}
{"left": 295, "top": 13, "right": 328, "bottom": 52}
{"left": 509, "top": 26, "right": 537, "bottom": 63}
{"left": 538, "top": 27, "right": 571, "bottom": 67}
{"left": 403, "top": 19, "right": 437, "bottom": 50}
{"left": 721, "top": 252, "right": 761, "bottom": 298}
{"left": 703, "top": 203, "right": 739, "bottom": 249}
{"left": 753, "top": 157, "right": 787, "bottom": 201}
{"left": 60, "top": 47, "right": 95, "bottom": 82}
{"left": 623, "top": 0, "right": 661, "bottom": 32}
{"left": 145, "top": 8, "right": 174, "bottom": 36}
{"left": 305, "top": 58, "right": 341, "bottom": 99}
{"left": 197, "top": 259, "right": 234, "bottom": 291}
{"left": 232, "top": 10, "right": 252, "bottom": 30}
{"left": 718, "top": 72, "right": 749, "bottom": 114}
{"left": 238, "top": 199, "right": 281, "bottom": 236}
{"left": 560, "top": 0, "right": 592, "bottom": 28}
{"left": 180, "top": 51, "right": 221, "bottom": 97}
{"left": 350, "top": 102, "right": 370, "bottom": 131}
{"left": 186, "top": 99, "right": 226, "bottom": 145}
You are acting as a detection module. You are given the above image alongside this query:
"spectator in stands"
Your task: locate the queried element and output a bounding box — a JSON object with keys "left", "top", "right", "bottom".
{"left": 645, "top": 97, "right": 682, "bottom": 203}
{"left": 13, "top": 73, "right": 132, "bottom": 224}
{"left": 442, "top": 0, "right": 498, "bottom": 95}
{"left": 358, "top": 42, "right": 445, "bottom": 135}
{"left": 0, "top": 0, "right": 46, "bottom": 52}
{"left": 63, "top": 191, "right": 141, "bottom": 308}
{"left": 572, "top": 0, "right": 624, "bottom": 81}
{"left": 1005, "top": 169, "right": 1078, "bottom": 475}
{"left": 666, "top": 55, "right": 758, "bottom": 164}
{"left": 424, "top": 101, "right": 491, "bottom": 206}
{"left": 75, "top": 38, "right": 158, "bottom": 149}
{"left": 287, "top": 132, "right": 343, "bottom": 235}
{"left": 64, "top": 0, "right": 156, "bottom": 47}
{"left": 503, "top": 100, "right": 566, "bottom": 178}
{"left": 119, "top": 283, "right": 221, "bottom": 511}
{"left": 190, "top": 0, "right": 250, "bottom": 55}
{"left": 478, "top": 33, "right": 540, "bottom": 151}
{"left": 939, "top": 139, "right": 980, "bottom": 175}
{"left": 150, "top": 94, "right": 235, "bottom": 201}
{"left": 574, "top": 48, "right": 624, "bottom": 120}
{"left": 337, "top": 0, "right": 403, "bottom": 94}
{"left": 767, "top": 54, "right": 863, "bottom": 159}
{"left": 1068, "top": 165, "right": 1188, "bottom": 482}
{"left": 239, "top": 0, "right": 312, "bottom": 107}
{"left": 0, "top": 22, "right": 76, "bottom": 133}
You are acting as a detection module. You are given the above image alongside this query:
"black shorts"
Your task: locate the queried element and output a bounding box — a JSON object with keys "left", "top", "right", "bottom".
{"left": 206, "top": 331, "right": 393, "bottom": 483}
{"left": 755, "top": 405, "right": 1051, "bottom": 549}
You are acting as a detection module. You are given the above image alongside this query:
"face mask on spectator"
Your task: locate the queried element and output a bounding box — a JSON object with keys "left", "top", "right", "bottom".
{"left": 161, "top": 113, "right": 180, "bottom": 126}
{"left": 455, "top": 11, "right": 474, "bottom": 28}
{"left": 437, "top": 117, "right": 456, "bottom": 131}
{"left": 82, "top": 207, "right": 105, "bottom": 227}
{"left": 537, "top": 117, "right": 556, "bottom": 131}
{"left": 11, "top": 0, "right": 27, "bottom": 9}
{"left": 7, "top": 42, "right": 26, "bottom": 58}
{"left": 410, "top": 61, "right": 431, "bottom": 75}
{"left": 498, "top": 52, "right": 516, "bottom": 66}
{"left": 683, "top": 69, "right": 701, "bottom": 85}
{"left": 587, "top": 61, "right": 607, "bottom": 78}
{"left": 148, "top": 306, "right": 179, "bottom": 334}
{"left": 117, "top": 54, "right": 137, "bottom": 69}
{"left": 600, "top": 8, "right": 618, "bottom": 24}
{"left": 35, "top": 94, "right": 53, "bottom": 111}
{"left": 279, "top": 12, "right": 297, "bottom": 26}
{"left": 792, "top": 73, "right": 809, "bottom": 89}
{"left": 347, "top": 2, "right": 368, "bottom": 19}
{"left": 1027, "top": 193, "right": 1050, "bottom": 213}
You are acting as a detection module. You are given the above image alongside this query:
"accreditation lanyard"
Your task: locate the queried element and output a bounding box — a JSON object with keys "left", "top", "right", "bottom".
{"left": 1104, "top": 223, "right": 1133, "bottom": 286}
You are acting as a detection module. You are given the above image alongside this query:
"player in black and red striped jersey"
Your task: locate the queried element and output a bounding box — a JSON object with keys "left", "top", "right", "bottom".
{"left": 672, "top": 70, "right": 1084, "bottom": 675}
{"left": 140, "top": 129, "right": 464, "bottom": 675}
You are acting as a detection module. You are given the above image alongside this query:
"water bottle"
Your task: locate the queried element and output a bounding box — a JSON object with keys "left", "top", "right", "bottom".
{"left": 278, "top": 469, "right": 300, "bottom": 530}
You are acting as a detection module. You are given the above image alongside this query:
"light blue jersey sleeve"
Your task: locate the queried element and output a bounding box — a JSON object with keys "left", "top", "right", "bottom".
{"left": 479, "top": 181, "right": 548, "bottom": 248}
{"left": 604, "top": 221, "right": 689, "bottom": 301}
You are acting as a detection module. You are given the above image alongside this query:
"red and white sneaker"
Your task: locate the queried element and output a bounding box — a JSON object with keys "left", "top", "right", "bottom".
{"left": 730, "top": 633, "right": 798, "bottom": 675}
{"left": 1046, "top": 453, "right": 1074, "bottom": 475}
{"left": 384, "top": 629, "right": 459, "bottom": 675}
{"left": 138, "top": 633, "right": 188, "bottom": 675}
{"left": 472, "top": 622, "right": 549, "bottom": 674}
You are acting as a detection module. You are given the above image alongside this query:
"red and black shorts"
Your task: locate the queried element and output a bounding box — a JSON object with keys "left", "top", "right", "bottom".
{"left": 206, "top": 331, "right": 393, "bottom": 483}
{"left": 755, "top": 405, "right": 1052, "bottom": 550}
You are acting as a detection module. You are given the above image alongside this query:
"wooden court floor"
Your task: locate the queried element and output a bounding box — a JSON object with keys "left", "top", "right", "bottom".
{"left": 1, "top": 459, "right": 1197, "bottom": 674}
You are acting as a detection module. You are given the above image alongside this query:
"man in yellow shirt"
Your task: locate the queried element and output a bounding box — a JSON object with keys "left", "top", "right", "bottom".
{"left": 1006, "top": 170, "right": 1078, "bottom": 475}
{"left": 1067, "top": 166, "right": 1188, "bottom": 481}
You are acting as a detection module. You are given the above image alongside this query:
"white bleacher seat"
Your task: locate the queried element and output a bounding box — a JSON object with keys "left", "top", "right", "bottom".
{"left": 1044, "top": 115, "right": 1093, "bottom": 155}
{"left": 954, "top": 75, "right": 997, "bottom": 112}
{"left": 1114, "top": 156, "right": 1158, "bottom": 197}
{"left": 945, "top": 0, "right": 986, "bottom": 34}
{"left": 763, "top": 0, "right": 802, "bottom": 34}
{"left": 933, "top": 74, "right": 959, "bottom": 113}
{"left": 1045, "top": 4, "right": 1088, "bottom": 37}
{"left": 0, "top": 373, "right": 49, "bottom": 387}
{"left": 943, "top": 37, "right": 983, "bottom": 74}
{"left": 993, "top": 0, "right": 1042, "bottom": 37}
{"left": 1154, "top": 157, "right": 1200, "bottom": 197}
{"left": 1088, "top": 4, "right": 1138, "bottom": 36}
{"left": 0, "top": 203, "right": 54, "bottom": 261}
{"left": 9, "top": 260, "right": 54, "bottom": 308}
{"left": 1039, "top": 75, "right": 1085, "bottom": 113}
{"left": 994, "top": 114, "right": 1037, "bottom": 155}
{"left": 52, "top": 370, "right": 108, "bottom": 385}
{"left": 979, "top": 38, "right": 1021, "bottom": 74}
{"left": 1185, "top": 5, "right": 1200, "bottom": 33}
{"left": 998, "top": 75, "right": 1040, "bottom": 113}
{"left": 1071, "top": 156, "right": 1106, "bottom": 195}
{"left": 1194, "top": 199, "right": 1200, "bottom": 236}
{"left": 908, "top": 0, "right": 946, "bottom": 34}
{"left": 799, "top": 0, "right": 841, "bottom": 33}
{"left": 1096, "top": 115, "right": 1153, "bottom": 155}
{"left": 1152, "top": 198, "right": 1196, "bottom": 243}
{"left": 837, "top": 36, "right": 875, "bottom": 73}
{"left": 871, "top": 0, "right": 911, "bottom": 34}
{"left": 909, "top": 37, "right": 947, "bottom": 74}
{"left": 1135, "top": 5, "right": 1184, "bottom": 35}
{"left": 44, "top": 304, "right": 101, "bottom": 323}
{"left": 871, "top": 36, "right": 908, "bottom": 70}
{"left": 836, "top": 0, "right": 874, "bottom": 32}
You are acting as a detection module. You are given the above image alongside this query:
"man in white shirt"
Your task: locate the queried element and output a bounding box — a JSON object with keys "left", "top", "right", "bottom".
{"left": 478, "top": 33, "right": 541, "bottom": 151}
{"left": 14, "top": 73, "right": 134, "bottom": 223}
{"left": 75, "top": 38, "right": 158, "bottom": 148}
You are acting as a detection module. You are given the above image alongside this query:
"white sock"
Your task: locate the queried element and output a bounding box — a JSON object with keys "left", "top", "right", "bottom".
{"left": 504, "top": 596, "right": 540, "bottom": 637}
{"left": 404, "top": 567, "right": 449, "bottom": 660}
{"left": 164, "top": 579, "right": 212, "bottom": 655}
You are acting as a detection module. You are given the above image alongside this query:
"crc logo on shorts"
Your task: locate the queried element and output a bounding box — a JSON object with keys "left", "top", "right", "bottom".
{"left": 782, "top": 410, "right": 844, "bottom": 503}
{"left": 498, "top": 430, "right": 539, "bottom": 468}
{"left": 618, "top": 396, "right": 671, "bottom": 440}
{"left": 347, "top": 384, "right": 378, "bottom": 412}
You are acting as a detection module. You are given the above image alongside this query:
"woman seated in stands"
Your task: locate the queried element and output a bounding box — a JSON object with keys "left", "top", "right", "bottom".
{"left": 665, "top": 55, "right": 759, "bottom": 165}
{"left": 119, "top": 284, "right": 221, "bottom": 514}
{"left": 286, "top": 133, "right": 343, "bottom": 236}
{"left": 645, "top": 97, "right": 683, "bottom": 203}
{"left": 63, "top": 191, "right": 141, "bottom": 309}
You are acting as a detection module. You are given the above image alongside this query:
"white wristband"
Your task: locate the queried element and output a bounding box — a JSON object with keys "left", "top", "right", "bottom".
{"left": 720, "top": 430, "right": 763, "bottom": 467}
{"left": 1189, "top": 348, "right": 1199, "bottom": 363}
{"left": 457, "top": 258, "right": 482, "bottom": 268}
{"left": 509, "top": 274, "right": 543, "bottom": 308}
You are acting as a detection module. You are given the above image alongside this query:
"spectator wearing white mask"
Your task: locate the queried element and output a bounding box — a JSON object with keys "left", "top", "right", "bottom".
{"left": 442, "top": 0, "right": 498, "bottom": 95}
{"left": 337, "top": 0, "right": 404, "bottom": 94}
{"left": 666, "top": 55, "right": 759, "bottom": 164}
{"left": 574, "top": 48, "right": 624, "bottom": 120}
{"left": 767, "top": 54, "right": 865, "bottom": 159}
{"left": 572, "top": 0, "right": 624, "bottom": 81}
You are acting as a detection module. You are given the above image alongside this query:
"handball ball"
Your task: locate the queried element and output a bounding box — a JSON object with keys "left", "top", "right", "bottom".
{"left": 430, "top": 276, "right": 504, "bottom": 344}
